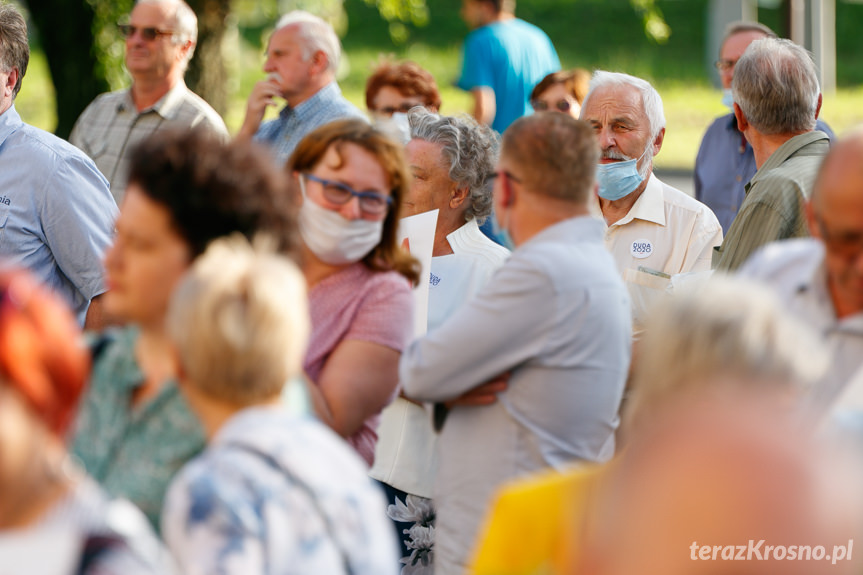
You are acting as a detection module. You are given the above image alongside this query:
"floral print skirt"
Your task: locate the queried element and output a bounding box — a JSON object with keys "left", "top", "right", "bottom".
{"left": 378, "top": 481, "right": 436, "bottom": 575}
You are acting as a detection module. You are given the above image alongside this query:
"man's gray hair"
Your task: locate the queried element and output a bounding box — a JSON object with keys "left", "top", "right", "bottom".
{"left": 0, "top": 3, "right": 29, "bottom": 100}
{"left": 136, "top": 0, "right": 198, "bottom": 64}
{"left": 275, "top": 11, "right": 340, "bottom": 74}
{"left": 722, "top": 20, "right": 777, "bottom": 46}
{"left": 732, "top": 37, "right": 820, "bottom": 135}
{"left": 582, "top": 71, "right": 666, "bottom": 139}
{"left": 408, "top": 107, "right": 499, "bottom": 224}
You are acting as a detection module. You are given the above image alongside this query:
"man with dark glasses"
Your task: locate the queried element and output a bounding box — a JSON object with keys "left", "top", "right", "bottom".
{"left": 70, "top": 0, "right": 227, "bottom": 203}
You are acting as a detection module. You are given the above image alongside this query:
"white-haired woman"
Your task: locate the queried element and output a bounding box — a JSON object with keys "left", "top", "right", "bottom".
{"left": 370, "top": 108, "right": 510, "bottom": 568}
{"left": 162, "top": 236, "right": 398, "bottom": 575}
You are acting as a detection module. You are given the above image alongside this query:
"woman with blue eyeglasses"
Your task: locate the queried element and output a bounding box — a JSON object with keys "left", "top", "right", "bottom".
{"left": 289, "top": 119, "right": 420, "bottom": 466}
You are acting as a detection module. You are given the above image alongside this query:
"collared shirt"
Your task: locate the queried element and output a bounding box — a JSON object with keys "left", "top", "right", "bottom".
{"left": 69, "top": 81, "right": 228, "bottom": 203}
{"left": 401, "top": 216, "right": 631, "bottom": 575}
{"left": 603, "top": 173, "right": 723, "bottom": 334}
{"left": 162, "top": 406, "right": 399, "bottom": 575}
{"left": 713, "top": 130, "right": 830, "bottom": 272}
{"left": 738, "top": 239, "right": 863, "bottom": 410}
{"left": 695, "top": 113, "right": 833, "bottom": 234}
{"left": 254, "top": 82, "right": 367, "bottom": 166}
{"left": 71, "top": 327, "right": 206, "bottom": 532}
{"left": 370, "top": 218, "right": 510, "bottom": 498}
{"left": 0, "top": 105, "right": 117, "bottom": 324}
{"left": 457, "top": 19, "right": 560, "bottom": 134}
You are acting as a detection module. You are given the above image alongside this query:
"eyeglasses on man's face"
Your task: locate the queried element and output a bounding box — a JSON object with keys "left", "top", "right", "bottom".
{"left": 532, "top": 99, "right": 573, "bottom": 113}
{"left": 118, "top": 24, "right": 175, "bottom": 41}
{"left": 303, "top": 173, "right": 392, "bottom": 216}
{"left": 714, "top": 58, "right": 739, "bottom": 72}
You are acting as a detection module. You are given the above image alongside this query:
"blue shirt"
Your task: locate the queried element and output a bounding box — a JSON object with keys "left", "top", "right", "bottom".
{"left": 694, "top": 112, "right": 834, "bottom": 234}
{"left": 457, "top": 19, "right": 560, "bottom": 134}
{"left": 0, "top": 105, "right": 117, "bottom": 323}
{"left": 254, "top": 82, "right": 367, "bottom": 166}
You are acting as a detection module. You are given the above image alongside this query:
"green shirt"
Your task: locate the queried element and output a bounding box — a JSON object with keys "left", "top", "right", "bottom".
{"left": 712, "top": 130, "right": 830, "bottom": 272}
{"left": 71, "top": 326, "right": 205, "bottom": 532}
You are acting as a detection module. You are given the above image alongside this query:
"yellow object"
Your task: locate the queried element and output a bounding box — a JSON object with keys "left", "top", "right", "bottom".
{"left": 468, "top": 465, "right": 604, "bottom": 575}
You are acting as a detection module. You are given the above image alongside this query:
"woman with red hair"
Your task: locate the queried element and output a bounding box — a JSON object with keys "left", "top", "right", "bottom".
{"left": 0, "top": 270, "right": 166, "bottom": 574}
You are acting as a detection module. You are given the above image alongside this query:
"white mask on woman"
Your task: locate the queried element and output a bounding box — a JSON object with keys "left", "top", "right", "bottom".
{"left": 298, "top": 177, "right": 385, "bottom": 265}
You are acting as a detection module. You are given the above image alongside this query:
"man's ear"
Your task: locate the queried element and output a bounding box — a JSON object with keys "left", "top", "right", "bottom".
{"left": 651, "top": 126, "right": 665, "bottom": 157}
{"left": 815, "top": 93, "right": 823, "bottom": 121}
{"left": 3, "top": 67, "right": 18, "bottom": 100}
{"left": 733, "top": 102, "right": 749, "bottom": 133}
{"left": 177, "top": 40, "right": 194, "bottom": 62}
{"left": 309, "top": 50, "right": 328, "bottom": 76}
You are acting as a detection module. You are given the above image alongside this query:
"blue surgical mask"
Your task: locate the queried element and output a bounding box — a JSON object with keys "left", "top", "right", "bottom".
{"left": 596, "top": 149, "right": 648, "bottom": 201}
{"left": 721, "top": 89, "right": 734, "bottom": 110}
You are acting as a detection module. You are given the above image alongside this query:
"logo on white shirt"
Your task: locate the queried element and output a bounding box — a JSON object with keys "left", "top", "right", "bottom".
{"left": 631, "top": 239, "right": 653, "bottom": 259}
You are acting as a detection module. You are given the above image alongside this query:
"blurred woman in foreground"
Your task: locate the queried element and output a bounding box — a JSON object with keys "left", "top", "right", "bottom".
{"left": 0, "top": 270, "right": 167, "bottom": 574}
{"left": 71, "top": 130, "right": 295, "bottom": 530}
{"left": 162, "top": 236, "right": 398, "bottom": 575}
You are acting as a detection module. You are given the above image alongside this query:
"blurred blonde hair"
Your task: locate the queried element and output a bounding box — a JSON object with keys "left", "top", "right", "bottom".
{"left": 168, "top": 234, "right": 309, "bottom": 405}
{"left": 626, "top": 275, "right": 828, "bottom": 429}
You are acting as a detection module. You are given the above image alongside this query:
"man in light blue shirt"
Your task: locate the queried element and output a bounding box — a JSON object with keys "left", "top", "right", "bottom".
{"left": 0, "top": 4, "right": 117, "bottom": 327}
{"left": 401, "top": 113, "right": 632, "bottom": 575}
{"left": 457, "top": 0, "right": 560, "bottom": 134}
{"left": 237, "top": 11, "right": 366, "bottom": 166}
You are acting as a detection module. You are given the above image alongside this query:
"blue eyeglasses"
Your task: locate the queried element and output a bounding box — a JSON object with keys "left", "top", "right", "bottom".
{"left": 303, "top": 173, "right": 392, "bottom": 215}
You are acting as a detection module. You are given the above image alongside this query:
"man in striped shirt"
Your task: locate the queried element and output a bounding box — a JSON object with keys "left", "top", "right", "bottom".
{"left": 712, "top": 37, "right": 830, "bottom": 272}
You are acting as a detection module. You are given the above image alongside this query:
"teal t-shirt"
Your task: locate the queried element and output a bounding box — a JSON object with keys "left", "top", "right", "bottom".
{"left": 457, "top": 18, "right": 560, "bottom": 134}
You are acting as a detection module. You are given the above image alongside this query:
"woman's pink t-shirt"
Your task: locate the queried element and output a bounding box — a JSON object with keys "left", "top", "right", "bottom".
{"left": 304, "top": 262, "right": 414, "bottom": 466}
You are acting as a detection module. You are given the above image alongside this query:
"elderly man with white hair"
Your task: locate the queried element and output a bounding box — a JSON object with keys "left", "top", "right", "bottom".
{"left": 713, "top": 37, "right": 830, "bottom": 272}
{"left": 71, "top": 0, "right": 228, "bottom": 202}
{"left": 580, "top": 71, "right": 722, "bottom": 334}
{"left": 237, "top": 10, "right": 366, "bottom": 165}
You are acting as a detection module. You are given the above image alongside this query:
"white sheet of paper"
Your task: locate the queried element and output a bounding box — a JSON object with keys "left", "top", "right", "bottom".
{"left": 397, "top": 209, "right": 438, "bottom": 337}
{"left": 0, "top": 529, "right": 81, "bottom": 575}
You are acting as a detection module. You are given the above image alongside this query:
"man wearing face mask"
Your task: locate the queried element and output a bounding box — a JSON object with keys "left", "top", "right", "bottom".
{"left": 580, "top": 71, "right": 722, "bottom": 335}
{"left": 694, "top": 22, "right": 833, "bottom": 234}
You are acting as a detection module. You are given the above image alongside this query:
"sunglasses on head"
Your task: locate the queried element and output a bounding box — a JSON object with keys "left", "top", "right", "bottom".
{"left": 117, "top": 24, "right": 175, "bottom": 41}
{"left": 532, "top": 99, "right": 573, "bottom": 113}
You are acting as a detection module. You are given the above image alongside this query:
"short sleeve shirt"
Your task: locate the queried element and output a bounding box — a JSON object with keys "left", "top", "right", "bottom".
{"left": 0, "top": 105, "right": 117, "bottom": 323}
{"left": 69, "top": 82, "right": 228, "bottom": 203}
{"left": 457, "top": 19, "right": 560, "bottom": 134}
{"left": 71, "top": 327, "right": 206, "bottom": 532}
{"left": 304, "top": 263, "right": 414, "bottom": 465}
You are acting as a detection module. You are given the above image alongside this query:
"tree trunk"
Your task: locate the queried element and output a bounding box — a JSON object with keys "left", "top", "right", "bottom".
{"left": 185, "top": 0, "right": 231, "bottom": 116}
{"left": 25, "top": 0, "right": 110, "bottom": 138}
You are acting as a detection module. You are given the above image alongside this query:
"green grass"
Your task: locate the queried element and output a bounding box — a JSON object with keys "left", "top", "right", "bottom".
{"left": 17, "top": 0, "right": 863, "bottom": 169}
